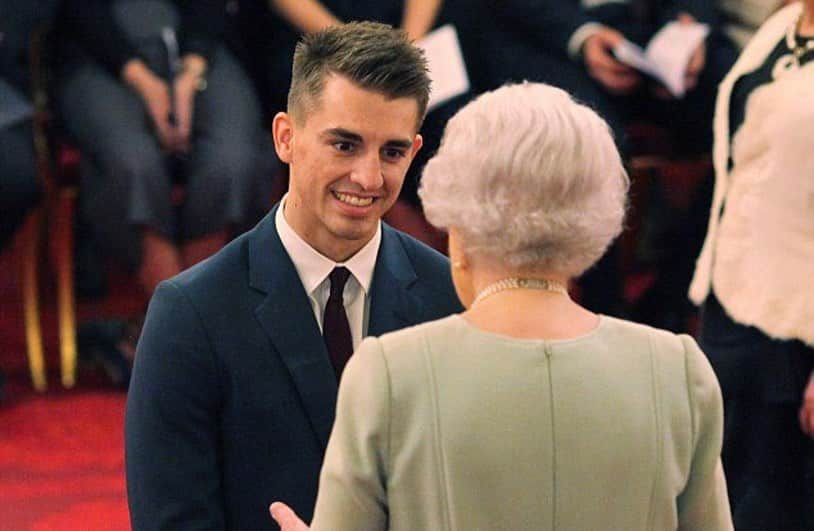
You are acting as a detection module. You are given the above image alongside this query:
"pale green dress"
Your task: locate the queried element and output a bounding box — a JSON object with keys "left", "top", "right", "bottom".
{"left": 310, "top": 314, "right": 732, "bottom": 531}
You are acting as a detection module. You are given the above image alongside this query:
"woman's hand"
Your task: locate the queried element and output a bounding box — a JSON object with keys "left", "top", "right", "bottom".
{"left": 270, "top": 502, "right": 309, "bottom": 531}
{"left": 122, "top": 59, "right": 179, "bottom": 150}
{"left": 172, "top": 70, "right": 199, "bottom": 152}
{"left": 799, "top": 371, "right": 814, "bottom": 439}
{"left": 172, "top": 55, "right": 207, "bottom": 152}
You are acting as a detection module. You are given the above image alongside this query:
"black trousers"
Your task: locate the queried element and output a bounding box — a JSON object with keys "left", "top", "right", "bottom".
{"left": 0, "top": 121, "right": 40, "bottom": 249}
{"left": 699, "top": 293, "right": 814, "bottom": 531}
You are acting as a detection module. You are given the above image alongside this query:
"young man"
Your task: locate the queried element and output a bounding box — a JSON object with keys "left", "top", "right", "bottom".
{"left": 125, "top": 21, "right": 462, "bottom": 531}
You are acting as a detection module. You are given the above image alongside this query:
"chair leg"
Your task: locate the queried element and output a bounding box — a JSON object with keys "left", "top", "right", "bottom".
{"left": 53, "top": 188, "right": 78, "bottom": 388}
{"left": 20, "top": 208, "right": 47, "bottom": 392}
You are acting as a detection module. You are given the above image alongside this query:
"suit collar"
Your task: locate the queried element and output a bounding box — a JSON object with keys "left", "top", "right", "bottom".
{"left": 249, "top": 205, "right": 338, "bottom": 449}
{"left": 247, "top": 208, "right": 427, "bottom": 449}
{"left": 368, "top": 225, "right": 424, "bottom": 337}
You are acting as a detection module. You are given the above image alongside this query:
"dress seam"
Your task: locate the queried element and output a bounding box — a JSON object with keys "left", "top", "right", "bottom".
{"left": 422, "top": 331, "right": 452, "bottom": 531}
{"left": 644, "top": 330, "right": 662, "bottom": 530}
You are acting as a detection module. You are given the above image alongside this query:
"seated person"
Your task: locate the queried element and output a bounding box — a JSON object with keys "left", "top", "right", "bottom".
{"left": 460, "top": 0, "right": 739, "bottom": 155}
{"left": 53, "top": 0, "right": 273, "bottom": 323}
{"left": 0, "top": 0, "right": 58, "bottom": 249}
{"left": 1, "top": 0, "right": 59, "bottom": 398}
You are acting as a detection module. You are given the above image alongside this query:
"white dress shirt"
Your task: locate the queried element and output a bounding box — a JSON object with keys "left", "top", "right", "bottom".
{"left": 275, "top": 196, "right": 381, "bottom": 349}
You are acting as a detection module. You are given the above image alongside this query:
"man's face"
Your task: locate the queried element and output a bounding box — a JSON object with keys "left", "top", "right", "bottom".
{"left": 273, "top": 74, "right": 423, "bottom": 261}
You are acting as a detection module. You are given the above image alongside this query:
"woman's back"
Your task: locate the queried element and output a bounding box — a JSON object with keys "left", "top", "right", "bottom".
{"left": 311, "top": 315, "right": 731, "bottom": 531}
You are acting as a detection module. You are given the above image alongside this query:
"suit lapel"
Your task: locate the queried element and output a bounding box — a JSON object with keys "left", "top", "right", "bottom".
{"left": 248, "top": 206, "right": 337, "bottom": 449}
{"left": 368, "top": 225, "right": 424, "bottom": 337}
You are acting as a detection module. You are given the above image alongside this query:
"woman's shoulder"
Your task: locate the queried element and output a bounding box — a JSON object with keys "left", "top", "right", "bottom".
{"left": 596, "top": 315, "right": 684, "bottom": 346}
{"left": 596, "top": 317, "right": 708, "bottom": 371}
{"left": 367, "top": 314, "right": 464, "bottom": 354}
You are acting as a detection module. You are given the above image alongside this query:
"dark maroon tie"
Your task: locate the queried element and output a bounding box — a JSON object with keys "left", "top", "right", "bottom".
{"left": 323, "top": 267, "right": 353, "bottom": 379}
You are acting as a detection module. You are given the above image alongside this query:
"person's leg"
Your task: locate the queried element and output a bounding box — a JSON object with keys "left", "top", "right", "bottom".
{"left": 699, "top": 293, "right": 766, "bottom": 506}
{"left": 181, "top": 46, "right": 272, "bottom": 267}
{"left": 0, "top": 121, "right": 40, "bottom": 249}
{"left": 699, "top": 294, "right": 814, "bottom": 530}
{"left": 57, "top": 62, "right": 180, "bottom": 290}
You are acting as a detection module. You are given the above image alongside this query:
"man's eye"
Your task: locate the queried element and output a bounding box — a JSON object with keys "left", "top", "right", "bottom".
{"left": 334, "top": 141, "right": 355, "bottom": 152}
{"left": 383, "top": 148, "right": 406, "bottom": 160}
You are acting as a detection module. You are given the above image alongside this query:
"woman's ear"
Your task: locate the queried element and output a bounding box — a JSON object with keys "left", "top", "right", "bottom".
{"left": 447, "top": 227, "right": 469, "bottom": 270}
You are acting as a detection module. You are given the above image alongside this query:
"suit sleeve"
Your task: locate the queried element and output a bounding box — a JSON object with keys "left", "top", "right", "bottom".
{"left": 59, "top": 0, "right": 141, "bottom": 78}
{"left": 657, "top": 0, "right": 719, "bottom": 27}
{"left": 125, "top": 280, "right": 225, "bottom": 531}
{"left": 310, "top": 337, "right": 391, "bottom": 531}
{"left": 178, "top": 0, "right": 225, "bottom": 65}
{"left": 485, "top": 0, "right": 593, "bottom": 56}
{"left": 676, "top": 335, "right": 733, "bottom": 531}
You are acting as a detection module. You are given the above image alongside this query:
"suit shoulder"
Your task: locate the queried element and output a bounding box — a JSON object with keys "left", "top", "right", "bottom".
{"left": 156, "top": 229, "right": 256, "bottom": 316}
{"left": 170, "top": 230, "right": 251, "bottom": 291}
{"left": 389, "top": 227, "right": 450, "bottom": 275}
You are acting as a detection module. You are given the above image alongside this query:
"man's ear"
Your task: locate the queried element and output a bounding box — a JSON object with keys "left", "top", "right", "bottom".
{"left": 410, "top": 133, "right": 424, "bottom": 160}
{"left": 272, "top": 112, "right": 294, "bottom": 164}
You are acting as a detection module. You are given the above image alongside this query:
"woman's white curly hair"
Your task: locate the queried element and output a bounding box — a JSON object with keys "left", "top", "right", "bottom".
{"left": 419, "top": 82, "right": 629, "bottom": 278}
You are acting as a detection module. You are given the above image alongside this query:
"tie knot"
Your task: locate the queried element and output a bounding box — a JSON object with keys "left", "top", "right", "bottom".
{"left": 329, "top": 267, "right": 351, "bottom": 299}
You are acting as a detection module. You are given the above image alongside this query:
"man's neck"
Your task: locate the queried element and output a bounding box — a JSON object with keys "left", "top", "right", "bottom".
{"left": 282, "top": 200, "right": 371, "bottom": 263}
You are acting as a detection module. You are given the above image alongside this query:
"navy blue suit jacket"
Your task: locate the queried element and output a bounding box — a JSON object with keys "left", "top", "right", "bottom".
{"left": 125, "top": 207, "right": 462, "bottom": 530}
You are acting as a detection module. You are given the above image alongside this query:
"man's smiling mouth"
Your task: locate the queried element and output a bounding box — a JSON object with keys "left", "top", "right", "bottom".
{"left": 333, "top": 191, "right": 375, "bottom": 207}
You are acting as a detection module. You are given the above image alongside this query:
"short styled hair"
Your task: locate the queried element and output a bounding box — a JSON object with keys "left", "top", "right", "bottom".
{"left": 419, "top": 83, "right": 629, "bottom": 278}
{"left": 287, "top": 21, "right": 431, "bottom": 127}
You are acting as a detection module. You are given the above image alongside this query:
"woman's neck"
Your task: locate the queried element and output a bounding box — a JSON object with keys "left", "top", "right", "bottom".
{"left": 463, "top": 289, "right": 599, "bottom": 341}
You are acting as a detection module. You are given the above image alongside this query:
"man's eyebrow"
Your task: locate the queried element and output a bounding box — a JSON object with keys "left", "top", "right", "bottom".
{"left": 322, "top": 128, "right": 413, "bottom": 149}
{"left": 383, "top": 138, "right": 414, "bottom": 150}
{"left": 322, "top": 128, "right": 363, "bottom": 143}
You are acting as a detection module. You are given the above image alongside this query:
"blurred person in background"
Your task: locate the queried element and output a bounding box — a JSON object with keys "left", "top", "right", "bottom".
{"left": 1, "top": 0, "right": 60, "bottom": 399}
{"left": 270, "top": 82, "right": 732, "bottom": 531}
{"left": 689, "top": 1, "right": 814, "bottom": 529}
{"left": 52, "top": 0, "right": 274, "bottom": 379}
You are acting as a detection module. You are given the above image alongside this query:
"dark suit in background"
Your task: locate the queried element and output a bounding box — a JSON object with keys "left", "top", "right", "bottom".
{"left": 460, "top": 0, "right": 737, "bottom": 154}
{"left": 0, "top": 0, "right": 58, "bottom": 248}
{"left": 125, "top": 206, "right": 462, "bottom": 530}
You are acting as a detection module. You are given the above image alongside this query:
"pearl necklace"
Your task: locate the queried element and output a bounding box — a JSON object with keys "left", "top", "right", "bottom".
{"left": 472, "top": 277, "right": 568, "bottom": 307}
{"left": 773, "top": 10, "right": 814, "bottom": 78}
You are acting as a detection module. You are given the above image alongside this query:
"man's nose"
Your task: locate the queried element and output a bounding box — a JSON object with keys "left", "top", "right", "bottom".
{"left": 350, "top": 153, "right": 384, "bottom": 190}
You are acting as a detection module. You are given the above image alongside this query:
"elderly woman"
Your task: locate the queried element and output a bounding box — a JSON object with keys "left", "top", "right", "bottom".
{"left": 271, "top": 83, "right": 732, "bottom": 530}
{"left": 689, "top": 1, "right": 814, "bottom": 529}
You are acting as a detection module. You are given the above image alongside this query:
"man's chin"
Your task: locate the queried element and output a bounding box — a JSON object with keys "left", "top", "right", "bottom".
{"left": 328, "top": 216, "right": 378, "bottom": 242}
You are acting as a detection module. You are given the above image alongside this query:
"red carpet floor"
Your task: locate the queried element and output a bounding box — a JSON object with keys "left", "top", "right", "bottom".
{"left": 0, "top": 233, "right": 143, "bottom": 531}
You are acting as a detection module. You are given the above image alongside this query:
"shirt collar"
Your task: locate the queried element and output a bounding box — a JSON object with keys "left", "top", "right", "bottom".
{"left": 275, "top": 195, "right": 381, "bottom": 295}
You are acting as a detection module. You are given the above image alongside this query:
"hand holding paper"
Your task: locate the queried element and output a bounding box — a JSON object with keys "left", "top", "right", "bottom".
{"left": 612, "top": 20, "right": 709, "bottom": 98}
{"left": 583, "top": 27, "right": 643, "bottom": 95}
